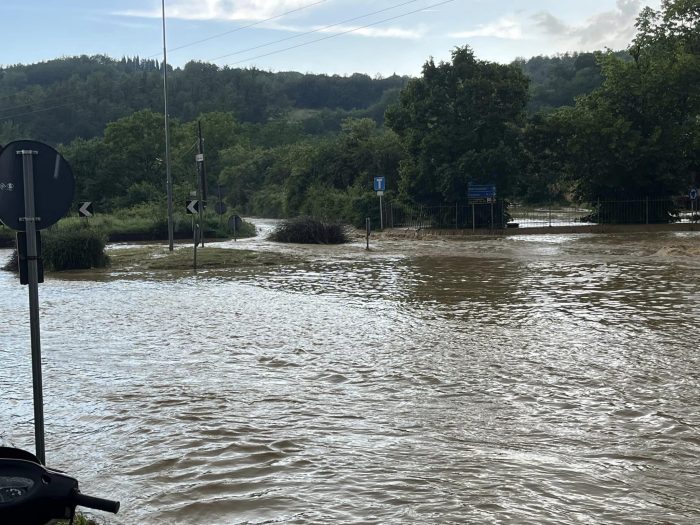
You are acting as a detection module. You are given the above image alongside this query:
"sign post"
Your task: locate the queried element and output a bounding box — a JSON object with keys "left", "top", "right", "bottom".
{"left": 228, "top": 214, "right": 242, "bottom": 242}
{"left": 365, "top": 217, "right": 370, "bottom": 250}
{"left": 374, "top": 177, "right": 385, "bottom": 230}
{"left": 19, "top": 149, "right": 45, "bottom": 465}
{"left": 186, "top": 199, "right": 199, "bottom": 269}
{"left": 467, "top": 183, "right": 497, "bottom": 231}
{"left": 0, "top": 140, "right": 75, "bottom": 465}
{"left": 195, "top": 150, "right": 205, "bottom": 248}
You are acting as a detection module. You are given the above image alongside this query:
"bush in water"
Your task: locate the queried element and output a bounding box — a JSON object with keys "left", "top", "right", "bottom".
{"left": 43, "top": 229, "right": 109, "bottom": 271}
{"left": 1, "top": 229, "right": 109, "bottom": 273}
{"left": 268, "top": 216, "right": 349, "bottom": 244}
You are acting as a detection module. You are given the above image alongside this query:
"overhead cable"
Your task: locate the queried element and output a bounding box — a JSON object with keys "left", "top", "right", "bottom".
{"left": 208, "top": 0, "right": 422, "bottom": 62}
{"left": 224, "top": 0, "right": 456, "bottom": 67}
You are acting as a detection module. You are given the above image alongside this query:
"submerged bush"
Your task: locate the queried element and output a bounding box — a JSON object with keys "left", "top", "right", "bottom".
{"left": 268, "top": 216, "right": 349, "bottom": 244}
{"left": 2, "top": 229, "right": 108, "bottom": 273}
{"left": 43, "top": 229, "right": 109, "bottom": 270}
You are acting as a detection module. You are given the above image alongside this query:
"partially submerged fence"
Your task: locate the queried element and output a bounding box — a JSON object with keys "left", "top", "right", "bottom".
{"left": 386, "top": 197, "right": 699, "bottom": 230}
{"left": 386, "top": 201, "right": 507, "bottom": 230}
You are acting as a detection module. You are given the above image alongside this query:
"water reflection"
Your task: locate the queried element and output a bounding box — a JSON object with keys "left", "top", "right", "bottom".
{"left": 0, "top": 230, "right": 699, "bottom": 524}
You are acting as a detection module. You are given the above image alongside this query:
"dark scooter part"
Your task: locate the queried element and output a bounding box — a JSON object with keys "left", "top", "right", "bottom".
{"left": 0, "top": 447, "right": 119, "bottom": 525}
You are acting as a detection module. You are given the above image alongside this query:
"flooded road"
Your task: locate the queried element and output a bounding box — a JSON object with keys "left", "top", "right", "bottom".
{"left": 1, "top": 224, "right": 700, "bottom": 524}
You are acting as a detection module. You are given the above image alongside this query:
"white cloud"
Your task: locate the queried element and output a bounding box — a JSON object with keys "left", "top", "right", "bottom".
{"left": 449, "top": 16, "right": 523, "bottom": 40}
{"left": 117, "top": 0, "right": 319, "bottom": 21}
{"left": 450, "top": 0, "right": 647, "bottom": 50}
{"left": 531, "top": 0, "right": 642, "bottom": 49}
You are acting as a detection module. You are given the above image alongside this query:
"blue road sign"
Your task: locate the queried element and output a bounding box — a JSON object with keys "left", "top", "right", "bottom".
{"left": 690, "top": 188, "right": 698, "bottom": 200}
{"left": 468, "top": 183, "right": 496, "bottom": 199}
{"left": 374, "top": 177, "right": 385, "bottom": 192}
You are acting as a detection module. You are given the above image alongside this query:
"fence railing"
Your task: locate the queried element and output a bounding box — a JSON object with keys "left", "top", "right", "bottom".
{"left": 386, "top": 197, "right": 699, "bottom": 230}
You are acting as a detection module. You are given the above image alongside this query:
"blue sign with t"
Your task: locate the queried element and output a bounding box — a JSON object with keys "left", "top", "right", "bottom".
{"left": 374, "top": 177, "right": 385, "bottom": 192}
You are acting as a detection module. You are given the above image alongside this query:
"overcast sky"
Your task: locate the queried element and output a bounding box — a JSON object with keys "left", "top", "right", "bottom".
{"left": 0, "top": 0, "right": 661, "bottom": 76}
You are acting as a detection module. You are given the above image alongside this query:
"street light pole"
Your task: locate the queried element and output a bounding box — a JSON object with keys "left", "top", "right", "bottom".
{"left": 162, "top": 0, "right": 174, "bottom": 251}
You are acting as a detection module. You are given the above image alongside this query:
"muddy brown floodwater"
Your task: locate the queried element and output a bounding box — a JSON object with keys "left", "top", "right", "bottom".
{"left": 1, "top": 221, "right": 699, "bottom": 524}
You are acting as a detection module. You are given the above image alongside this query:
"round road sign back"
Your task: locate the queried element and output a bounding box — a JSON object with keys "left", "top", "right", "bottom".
{"left": 0, "top": 140, "right": 75, "bottom": 231}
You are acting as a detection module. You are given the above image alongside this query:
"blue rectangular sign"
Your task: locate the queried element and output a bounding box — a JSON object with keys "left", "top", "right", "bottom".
{"left": 468, "top": 184, "right": 496, "bottom": 199}
{"left": 374, "top": 177, "right": 385, "bottom": 192}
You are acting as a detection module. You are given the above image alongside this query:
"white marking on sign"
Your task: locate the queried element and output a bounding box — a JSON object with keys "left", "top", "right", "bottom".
{"left": 196, "top": 153, "right": 204, "bottom": 162}
{"left": 187, "top": 200, "right": 199, "bottom": 214}
{"left": 79, "top": 202, "right": 93, "bottom": 217}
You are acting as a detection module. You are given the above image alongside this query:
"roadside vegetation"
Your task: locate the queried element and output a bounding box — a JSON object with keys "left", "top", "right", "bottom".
{"left": 268, "top": 216, "right": 350, "bottom": 244}
{"left": 56, "top": 203, "right": 255, "bottom": 242}
{"left": 2, "top": 229, "right": 108, "bottom": 272}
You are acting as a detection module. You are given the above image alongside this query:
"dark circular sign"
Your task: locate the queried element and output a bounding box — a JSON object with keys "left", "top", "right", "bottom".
{"left": 228, "top": 214, "right": 243, "bottom": 231}
{"left": 0, "top": 140, "right": 75, "bottom": 231}
{"left": 215, "top": 201, "right": 227, "bottom": 215}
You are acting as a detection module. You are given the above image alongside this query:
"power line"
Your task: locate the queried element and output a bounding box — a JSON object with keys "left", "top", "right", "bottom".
{"left": 0, "top": 101, "right": 79, "bottom": 121}
{"left": 224, "top": 0, "right": 456, "bottom": 68}
{"left": 146, "top": 0, "right": 329, "bottom": 58}
{"left": 208, "top": 0, "right": 422, "bottom": 62}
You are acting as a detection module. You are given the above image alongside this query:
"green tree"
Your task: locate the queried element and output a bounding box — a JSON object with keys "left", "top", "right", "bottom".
{"left": 386, "top": 46, "right": 529, "bottom": 205}
{"left": 548, "top": 0, "right": 699, "bottom": 206}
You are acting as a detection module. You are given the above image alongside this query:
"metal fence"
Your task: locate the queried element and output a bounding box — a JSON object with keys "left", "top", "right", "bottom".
{"left": 386, "top": 197, "right": 699, "bottom": 230}
{"left": 386, "top": 201, "right": 507, "bottom": 230}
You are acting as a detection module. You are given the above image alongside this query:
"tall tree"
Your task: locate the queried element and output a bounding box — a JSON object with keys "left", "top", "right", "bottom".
{"left": 386, "top": 46, "right": 529, "bottom": 204}
{"left": 547, "top": 0, "right": 699, "bottom": 204}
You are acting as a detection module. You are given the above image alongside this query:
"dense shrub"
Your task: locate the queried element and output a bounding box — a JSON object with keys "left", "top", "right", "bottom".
{"left": 268, "top": 216, "right": 349, "bottom": 244}
{"left": 42, "top": 229, "right": 109, "bottom": 270}
{"left": 2, "top": 229, "right": 109, "bottom": 273}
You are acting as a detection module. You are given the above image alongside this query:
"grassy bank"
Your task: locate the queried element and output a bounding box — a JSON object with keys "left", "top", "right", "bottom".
{"left": 56, "top": 205, "right": 255, "bottom": 242}
{"left": 1, "top": 205, "right": 255, "bottom": 247}
{"left": 107, "top": 245, "right": 295, "bottom": 273}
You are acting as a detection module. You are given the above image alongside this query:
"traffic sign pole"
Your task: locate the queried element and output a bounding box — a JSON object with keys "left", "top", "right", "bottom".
{"left": 379, "top": 193, "right": 383, "bottom": 230}
{"left": 18, "top": 149, "right": 46, "bottom": 465}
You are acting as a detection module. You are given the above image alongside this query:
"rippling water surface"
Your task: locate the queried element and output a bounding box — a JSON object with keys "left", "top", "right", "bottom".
{"left": 1, "top": 225, "right": 699, "bottom": 524}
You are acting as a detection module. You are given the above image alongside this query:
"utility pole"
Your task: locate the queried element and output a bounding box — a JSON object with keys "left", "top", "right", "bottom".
{"left": 197, "top": 120, "right": 206, "bottom": 247}
{"left": 162, "top": 0, "right": 174, "bottom": 251}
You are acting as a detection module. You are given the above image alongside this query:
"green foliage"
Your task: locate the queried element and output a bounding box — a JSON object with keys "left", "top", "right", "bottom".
{"left": 250, "top": 184, "right": 286, "bottom": 218}
{"left": 386, "top": 46, "right": 529, "bottom": 204}
{"left": 218, "top": 117, "right": 403, "bottom": 224}
{"left": 541, "top": 0, "right": 700, "bottom": 209}
{"left": 515, "top": 52, "right": 631, "bottom": 114}
{"left": 0, "top": 56, "right": 408, "bottom": 145}
{"left": 269, "top": 216, "right": 349, "bottom": 244}
{"left": 43, "top": 229, "right": 108, "bottom": 271}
